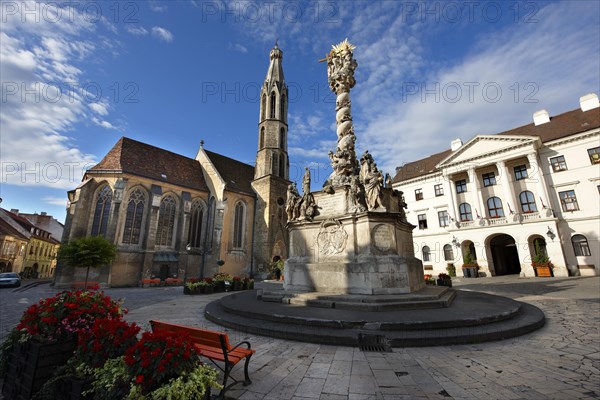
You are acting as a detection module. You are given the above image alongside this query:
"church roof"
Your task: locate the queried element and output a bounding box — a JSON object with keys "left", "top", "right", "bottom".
{"left": 89, "top": 137, "right": 210, "bottom": 192}
{"left": 204, "top": 150, "right": 256, "bottom": 196}
{"left": 393, "top": 107, "right": 600, "bottom": 183}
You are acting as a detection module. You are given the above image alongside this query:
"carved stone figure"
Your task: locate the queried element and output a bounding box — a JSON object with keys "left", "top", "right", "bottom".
{"left": 302, "top": 167, "right": 311, "bottom": 196}
{"left": 347, "top": 175, "right": 366, "bottom": 213}
{"left": 286, "top": 183, "right": 300, "bottom": 221}
{"left": 360, "top": 155, "right": 384, "bottom": 211}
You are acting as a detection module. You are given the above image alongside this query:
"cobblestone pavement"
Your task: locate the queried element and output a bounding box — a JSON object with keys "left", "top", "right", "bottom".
{"left": 124, "top": 275, "right": 600, "bottom": 400}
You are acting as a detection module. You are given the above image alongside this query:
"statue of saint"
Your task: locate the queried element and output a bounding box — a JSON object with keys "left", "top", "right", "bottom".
{"left": 302, "top": 167, "right": 311, "bottom": 196}
{"left": 286, "top": 183, "right": 300, "bottom": 221}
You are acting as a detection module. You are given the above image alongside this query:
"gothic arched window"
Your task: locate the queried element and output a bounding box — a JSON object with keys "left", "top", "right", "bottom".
{"left": 188, "top": 200, "right": 205, "bottom": 248}
{"left": 259, "top": 127, "right": 265, "bottom": 149}
{"left": 280, "top": 93, "right": 286, "bottom": 122}
{"left": 261, "top": 94, "right": 266, "bottom": 121}
{"left": 279, "top": 128, "right": 285, "bottom": 149}
{"left": 487, "top": 196, "right": 504, "bottom": 218}
{"left": 271, "top": 153, "right": 278, "bottom": 176}
{"left": 156, "top": 195, "right": 177, "bottom": 247}
{"left": 270, "top": 92, "right": 276, "bottom": 119}
{"left": 279, "top": 153, "right": 285, "bottom": 178}
{"left": 520, "top": 191, "right": 537, "bottom": 213}
{"left": 422, "top": 246, "right": 431, "bottom": 262}
{"left": 122, "top": 188, "right": 146, "bottom": 245}
{"left": 233, "top": 202, "right": 245, "bottom": 249}
{"left": 459, "top": 203, "right": 472, "bottom": 222}
{"left": 91, "top": 185, "right": 112, "bottom": 237}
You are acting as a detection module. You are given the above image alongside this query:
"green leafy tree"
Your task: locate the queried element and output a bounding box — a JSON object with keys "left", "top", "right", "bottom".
{"left": 58, "top": 236, "right": 117, "bottom": 287}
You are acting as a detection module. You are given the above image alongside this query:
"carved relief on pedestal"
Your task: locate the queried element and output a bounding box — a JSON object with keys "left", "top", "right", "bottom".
{"left": 315, "top": 219, "right": 348, "bottom": 256}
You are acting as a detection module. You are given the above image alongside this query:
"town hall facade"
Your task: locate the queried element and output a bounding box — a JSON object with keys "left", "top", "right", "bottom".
{"left": 55, "top": 45, "right": 290, "bottom": 287}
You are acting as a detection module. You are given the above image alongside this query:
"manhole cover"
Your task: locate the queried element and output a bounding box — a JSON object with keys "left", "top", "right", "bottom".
{"left": 357, "top": 333, "right": 393, "bottom": 352}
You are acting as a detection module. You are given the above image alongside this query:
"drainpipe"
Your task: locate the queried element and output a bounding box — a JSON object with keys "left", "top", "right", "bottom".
{"left": 250, "top": 194, "right": 257, "bottom": 278}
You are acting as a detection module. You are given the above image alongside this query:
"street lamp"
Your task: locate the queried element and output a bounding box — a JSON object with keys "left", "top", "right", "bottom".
{"left": 546, "top": 227, "right": 556, "bottom": 241}
{"left": 452, "top": 236, "right": 460, "bottom": 248}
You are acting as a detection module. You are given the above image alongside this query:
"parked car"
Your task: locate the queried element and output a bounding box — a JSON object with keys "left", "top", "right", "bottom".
{"left": 0, "top": 272, "right": 21, "bottom": 288}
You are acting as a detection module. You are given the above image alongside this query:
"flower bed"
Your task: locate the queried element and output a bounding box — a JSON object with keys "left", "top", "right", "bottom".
{"left": 184, "top": 274, "right": 254, "bottom": 295}
{"left": 0, "top": 290, "right": 220, "bottom": 400}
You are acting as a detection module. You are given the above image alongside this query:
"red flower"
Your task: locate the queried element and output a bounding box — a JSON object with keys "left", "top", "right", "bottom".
{"left": 136, "top": 375, "right": 144, "bottom": 384}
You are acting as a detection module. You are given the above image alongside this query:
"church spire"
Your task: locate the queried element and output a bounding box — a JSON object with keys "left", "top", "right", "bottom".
{"left": 265, "top": 43, "right": 285, "bottom": 90}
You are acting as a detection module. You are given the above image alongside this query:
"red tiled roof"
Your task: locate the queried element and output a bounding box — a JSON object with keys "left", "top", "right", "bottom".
{"left": 0, "top": 218, "right": 29, "bottom": 241}
{"left": 204, "top": 150, "right": 256, "bottom": 195}
{"left": 2, "top": 209, "right": 57, "bottom": 243}
{"left": 89, "top": 137, "right": 209, "bottom": 192}
{"left": 393, "top": 107, "right": 600, "bottom": 183}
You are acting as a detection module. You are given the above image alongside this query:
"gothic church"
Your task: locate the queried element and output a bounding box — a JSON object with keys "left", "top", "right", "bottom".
{"left": 56, "top": 45, "right": 290, "bottom": 287}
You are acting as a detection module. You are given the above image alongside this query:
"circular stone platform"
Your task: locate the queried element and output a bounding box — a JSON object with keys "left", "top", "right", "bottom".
{"left": 205, "top": 289, "right": 545, "bottom": 347}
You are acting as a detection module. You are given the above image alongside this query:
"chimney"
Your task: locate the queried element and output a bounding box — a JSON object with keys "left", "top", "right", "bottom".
{"left": 395, "top": 166, "right": 402, "bottom": 174}
{"left": 450, "top": 138, "right": 463, "bottom": 151}
{"left": 580, "top": 93, "right": 599, "bottom": 112}
{"left": 41, "top": 212, "right": 47, "bottom": 216}
{"left": 533, "top": 109, "right": 550, "bottom": 126}
{"left": 10, "top": 209, "right": 19, "bottom": 214}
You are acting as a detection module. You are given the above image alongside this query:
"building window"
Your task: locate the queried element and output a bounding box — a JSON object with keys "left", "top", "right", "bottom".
{"left": 122, "top": 188, "right": 146, "bottom": 245}
{"left": 443, "top": 244, "right": 454, "bottom": 261}
{"left": 417, "top": 214, "right": 427, "bottom": 230}
{"left": 550, "top": 155, "right": 567, "bottom": 172}
{"left": 422, "top": 246, "right": 431, "bottom": 262}
{"left": 514, "top": 164, "right": 528, "bottom": 180}
{"left": 280, "top": 128, "right": 286, "bottom": 149}
{"left": 572, "top": 234, "right": 591, "bottom": 256}
{"left": 415, "top": 189, "right": 423, "bottom": 201}
{"left": 91, "top": 185, "right": 112, "bottom": 237}
{"left": 188, "top": 200, "right": 205, "bottom": 248}
{"left": 279, "top": 154, "right": 285, "bottom": 178}
{"left": 482, "top": 172, "right": 496, "bottom": 187}
{"left": 233, "top": 202, "right": 245, "bottom": 249}
{"left": 455, "top": 179, "right": 467, "bottom": 193}
{"left": 434, "top": 184, "right": 443, "bottom": 196}
{"left": 261, "top": 94, "right": 266, "bottom": 121}
{"left": 259, "top": 127, "right": 265, "bottom": 149}
{"left": 588, "top": 147, "right": 600, "bottom": 164}
{"left": 487, "top": 196, "right": 504, "bottom": 218}
{"left": 459, "top": 203, "right": 472, "bottom": 221}
{"left": 156, "top": 195, "right": 177, "bottom": 247}
{"left": 519, "top": 191, "right": 537, "bottom": 213}
{"left": 559, "top": 190, "right": 579, "bottom": 211}
{"left": 438, "top": 210, "right": 449, "bottom": 227}
{"left": 280, "top": 94, "right": 286, "bottom": 122}
{"left": 270, "top": 91, "right": 276, "bottom": 119}
{"left": 271, "top": 153, "right": 278, "bottom": 176}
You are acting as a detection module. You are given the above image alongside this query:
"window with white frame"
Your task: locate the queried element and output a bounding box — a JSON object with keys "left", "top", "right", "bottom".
{"left": 443, "top": 244, "right": 454, "bottom": 261}
{"left": 559, "top": 190, "right": 579, "bottom": 211}
{"left": 514, "top": 164, "right": 528, "bottom": 180}
{"left": 487, "top": 196, "right": 504, "bottom": 218}
{"left": 438, "top": 210, "right": 449, "bottom": 227}
{"left": 434, "top": 184, "right": 444, "bottom": 196}
{"left": 550, "top": 155, "right": 567, "bottom": 172}
{"left": 482, "top": 172, "right": 496, "bottom": 187}
{"left": 519, "top": 191, "right": 537, "bottom": 213}
{"left": 422, "top": 246, "right": 431, "bottom": 262}
{"left": 572, "top": 234, "right": 591, "bottom": 256}
{"left": 588, "top": 147, "right": 600, "bottom": 164}
{"left": 455, "top": 179, "right": 467, "bottom": 193}
{"left": 417, "top": 214, "right": 428, "bottom": 229}
{"left": 459, "top": 203, "right": 472, "bottom": 221}
{"left": 415, "top": 188, "right": 423, "bottom": 201}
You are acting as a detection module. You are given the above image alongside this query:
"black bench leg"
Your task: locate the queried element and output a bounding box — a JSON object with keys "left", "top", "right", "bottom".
{"left": 243, "top": 355, "right": 252, "bottom": 385}
{"left": 218, "top": 364, "right": 231, "bottom": 400}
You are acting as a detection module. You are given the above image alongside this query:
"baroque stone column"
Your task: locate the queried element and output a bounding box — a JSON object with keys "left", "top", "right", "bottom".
{"left": 496, "top": 161, "right": 517, "bottom": 214}
{"left": 467, "top": 167, "right": 485, "bottom": 219}
{"left": 443, "top": 174, "right": 458, "bottom": 221}
{"left": 527, "top": 152, "right": 551, "bottom": 210}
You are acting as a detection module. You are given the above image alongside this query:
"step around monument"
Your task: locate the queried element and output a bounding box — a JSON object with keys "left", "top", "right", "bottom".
{"left": 204, "top": 289, "right": 545, "bottom": 347}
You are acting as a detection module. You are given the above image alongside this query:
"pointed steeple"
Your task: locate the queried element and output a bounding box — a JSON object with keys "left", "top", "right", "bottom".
{"left": 265, "top": 43, "right": 285, "bottom": 91}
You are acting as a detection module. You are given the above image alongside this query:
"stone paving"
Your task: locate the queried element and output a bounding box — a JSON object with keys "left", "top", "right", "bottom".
{"left": 125, "top": 276, "right": 600, "bottom": 400}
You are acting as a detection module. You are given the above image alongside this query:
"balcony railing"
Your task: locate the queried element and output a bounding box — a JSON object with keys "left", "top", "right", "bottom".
{"left": 453, "top": 209, "right": 553, "bottom": 229}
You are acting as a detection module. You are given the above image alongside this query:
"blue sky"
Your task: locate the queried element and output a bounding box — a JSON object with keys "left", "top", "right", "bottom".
{"left": 1, "top": 0, "right": 599, "bottom": 223}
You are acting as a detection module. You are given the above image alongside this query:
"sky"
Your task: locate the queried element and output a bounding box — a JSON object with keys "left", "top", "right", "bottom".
{"left": 1, "top": 0, "right": 599, "bottom": 223}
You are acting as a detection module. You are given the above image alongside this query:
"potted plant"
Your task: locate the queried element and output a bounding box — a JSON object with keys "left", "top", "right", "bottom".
{"left": 446, "top": 264, "right": 456, "bottom": 277}
{"left": 243, "top": 277, "right": 254, "bottom": 290}
{"left": 424, "top": 274, "right": 436, "bottom": 285}
{"left": 437, "top": 273, "right": 452, "bottom": 287}
{"left": 461, "top": 250, "right": 480, "bottom": 278}
{"left": 232, "top": 276, "right": 242, "bottom": 291}
{"left": 203, "top": 278, "right": 214, "bottom": 294}
{"left": 532, "top": 242, "right": 554, "bottom": 277}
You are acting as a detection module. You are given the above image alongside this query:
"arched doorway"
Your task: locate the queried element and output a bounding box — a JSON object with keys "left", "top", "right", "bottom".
{"left": 490, "top": 234, "right": 520, "bottom": 275}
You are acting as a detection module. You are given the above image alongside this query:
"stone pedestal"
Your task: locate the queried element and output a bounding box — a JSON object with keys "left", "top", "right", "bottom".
{"left": 286, "top": 191, "right": 424, "bottom": 294}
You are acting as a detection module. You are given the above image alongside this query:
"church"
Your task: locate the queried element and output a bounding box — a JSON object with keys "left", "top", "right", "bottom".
{"left": 55, "top": 45, "right": 290, "bottom": 287}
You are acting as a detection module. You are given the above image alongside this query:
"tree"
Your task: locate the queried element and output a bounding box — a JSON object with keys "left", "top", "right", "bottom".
{"left": 58, "top": 236, "right": 117, "bottom": 287}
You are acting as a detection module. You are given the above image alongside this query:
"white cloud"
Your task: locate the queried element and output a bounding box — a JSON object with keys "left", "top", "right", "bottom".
{"left": 92, "top": 117, "right": 117, "bottom": 130}
{"left": 229, "top": 43, "right": 248, "bottom": 53}
{"left": 42, "top": 196, "right": 68, "bottom": 206}
{"left": 149, "top": 1, "right": 167, "bottom": 12}
{"left": 152, "top": 27, "right": 174, "bottom": 42}
{"left": 0, "top": 2, "right": 113, "bottom": 190}
{"left": 126, "top": 26, "right": 149, "bottom": 36}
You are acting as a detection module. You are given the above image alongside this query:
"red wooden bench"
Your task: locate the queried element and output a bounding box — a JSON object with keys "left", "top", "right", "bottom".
{"left": 165, "top": 277, "right": 183, "bottom": 285}
{"left": 150, "top": 320, "right": 255, "bottom": 399}
{"left": 141, "top": 278, "right": 161, "bottom": 287}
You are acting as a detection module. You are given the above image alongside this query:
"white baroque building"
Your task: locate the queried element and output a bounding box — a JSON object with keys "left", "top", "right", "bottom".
{"left": 392, "top": 93, "right": 600, "bottom": 278}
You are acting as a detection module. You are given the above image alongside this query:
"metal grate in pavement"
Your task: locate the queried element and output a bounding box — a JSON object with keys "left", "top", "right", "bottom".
{"left": 357, "top": 333, "right": 393, "bottom": 352}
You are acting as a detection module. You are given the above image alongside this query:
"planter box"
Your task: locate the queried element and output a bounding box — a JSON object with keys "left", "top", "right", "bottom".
{"left": 462, "top": 267, "right": 479, "bottom": 278}
{"left": 58, "top": 377, "right": 92, "bottom": 400}
{"left": 437, "top": 279, "right": 452, "bottom": 287}
{"left": 2, "top": 339, "right": 76, "bottom": 400}
{"left": 534, "top": 266, "right": 553, "bottom": 277}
